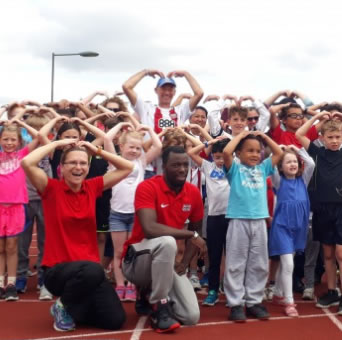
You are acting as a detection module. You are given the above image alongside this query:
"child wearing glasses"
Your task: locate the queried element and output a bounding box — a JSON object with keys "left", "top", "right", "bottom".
{"left": 269, "top": 103, "right": 323, "bottom": 147}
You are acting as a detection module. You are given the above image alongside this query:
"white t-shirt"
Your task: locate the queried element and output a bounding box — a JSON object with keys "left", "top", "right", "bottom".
{"left": 134, "top": 96, "right": 191, "bottom": 132}
{"left": 200, "top": 159, "right": 230, "bottom": 216}
{"left": 109, "top": 158, "right": 146, "bottom": 213}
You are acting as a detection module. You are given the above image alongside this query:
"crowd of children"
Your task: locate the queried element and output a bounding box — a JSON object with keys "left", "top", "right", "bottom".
{"left": 1, "top": 69, "right": 342, "bottom": 333}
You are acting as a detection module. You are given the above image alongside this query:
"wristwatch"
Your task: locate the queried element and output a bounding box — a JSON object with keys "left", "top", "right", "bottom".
{"left": 192, "top": 231, "right": 199, "bottom": 239}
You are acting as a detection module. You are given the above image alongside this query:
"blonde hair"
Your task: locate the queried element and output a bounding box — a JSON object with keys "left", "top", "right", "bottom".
{"left": 119, "top": 130, "right": 144, "bottom": 145}
{"left": 321, "top": 120, "right": 342, "bottom": 135}
{"left": 25, "top": 115, "right": 49, "bottom": 130}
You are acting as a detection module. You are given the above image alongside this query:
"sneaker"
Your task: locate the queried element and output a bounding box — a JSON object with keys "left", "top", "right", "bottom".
{"left": 39, "top": 285, "right": 53, "bottom": 301}
{"left": 50, "top": 300, "right": 75, "bottom": 332}
{"left": 125, "top": 286, "right": 137, "bottom": 302}
{"left": 272, "top": 295, "right": 286, "bottom": 306}
{"left": 5, "top": 284, "right": 19, "bottom": 301}
{"left": 15, "top": 277, "right": 27, "bottom": 294}
{"left": 338, "top": 297, "right": 342, "bottom": 316}
{"left": 189, "top": 274, "right": 201, "bottom": 291}
{"left": 284, "top": 303, "right": 299, "bottom": 317}
{"left": 228, "top": 305, "right": 246, "bottom": 322}
{"left": 37, "top": 276, "right": 44, "bottom": 290}
{"left": 150, "top": 299, "right": 180, "bottom": 333}
{"left": 200, "top": 273, "right": 209, "bottom": 287}
{"left": 246, "top": 304, "right": 270, "bottom": 320}
{"left": 0, "top": 287, "right": 5, "bottom": 299}
{"left": 115, "top": 285, "right": 126, "bottom": 301}
{"left": 316, "top": 290, "right": 340, "bottom": 308}
{"left": 202, "top": 290, "right": 219, "bottom": 306}
{"left": 265, "top": 285, "right": 274, "bottom": 300}
{"left": 302, "top": 287, "right": 315, "bottom": 301}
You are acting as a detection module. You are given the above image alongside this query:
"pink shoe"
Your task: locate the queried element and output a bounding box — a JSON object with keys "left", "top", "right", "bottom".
{"left": 272, "top": 295, "right": 286, "bottom": 306}
{"left": 115, "top": 285, "right": 126, "bottom": 301}
{"left": 285, "top": 304, "right": 299, "bottom": 317}
{"left": 125, "top": 286, "right": 137, "bottom": 302}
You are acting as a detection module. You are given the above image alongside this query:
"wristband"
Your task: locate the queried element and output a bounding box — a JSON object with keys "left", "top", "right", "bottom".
{"left": 96, "top": 146, "right": 103, "bottom": 156}
{"left": 192, "top": 231, "right": 199, "bottom": 239}
{"left": 203, "top": 141, "right": 209, "bottom": 148}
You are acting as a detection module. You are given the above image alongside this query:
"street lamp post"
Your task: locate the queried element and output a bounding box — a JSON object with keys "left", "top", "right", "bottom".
{"left": 51, "top": 51, "right": 99, "bottom": 102}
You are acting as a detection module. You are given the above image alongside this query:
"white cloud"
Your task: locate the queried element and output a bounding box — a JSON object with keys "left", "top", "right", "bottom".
{"left": 1, "top": 0, "right": 342, "bottom": 104}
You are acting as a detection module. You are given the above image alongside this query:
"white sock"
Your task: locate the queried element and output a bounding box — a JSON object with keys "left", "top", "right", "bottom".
{"left": 0, "top": 275, "right": 4, "bottom": 288}
{"left": 7, "top": 276, "right": 16, "bottom": 286}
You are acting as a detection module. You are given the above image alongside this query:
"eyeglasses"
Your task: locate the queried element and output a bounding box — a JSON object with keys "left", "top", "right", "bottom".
{"left": 63, "top": 161, "right": 89, "bottom": 168}
{"left": 287, "top": 113, "right": 304, "bottom": 120}
{"left": 108, "top": 108, "right": 120, "bottom": 113}
{"left": 247, "top": 116, "right": 259, "bottom": 122}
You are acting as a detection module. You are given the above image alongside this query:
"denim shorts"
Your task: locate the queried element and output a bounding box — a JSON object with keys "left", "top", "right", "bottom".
{"left": 109, "top": 210, "right": 134, "bottom": 232}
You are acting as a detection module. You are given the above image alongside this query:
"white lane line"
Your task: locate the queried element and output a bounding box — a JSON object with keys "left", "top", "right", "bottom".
{"left": 22, "top": 312, "right": 338, "bottom": 340}
{"left": 130, "top": 316, "right": 148, "bottom": 340}
{"left": 323, "top": 308, "right": 342, "bottom": 331}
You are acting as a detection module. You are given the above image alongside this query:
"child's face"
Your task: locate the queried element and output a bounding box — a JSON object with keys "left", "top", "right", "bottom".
{"left": 247, "top": 109, "right": 259, "bottom": 130}
{"left": 212, "top": 152, "right": 224, "bottom": 168}
{"left": 321, "top": 130, "right": 342, "bottom": 151}
{"left": 120, "top": 136, "right": 142, "bottom": 160}
{"left": 283, "top": 108, "right": 304, "bottom": 132}
{"left": 228, "top": 113, "right": 247, "bottom": 136}
{"left": 0, "top": 131, "right": 20, "bottom": 153}
{"left": 281, "top": 153, "right": 298, "bottom": 178}
{"left": 237, "top": 139, "right": 261, "bottom": 167}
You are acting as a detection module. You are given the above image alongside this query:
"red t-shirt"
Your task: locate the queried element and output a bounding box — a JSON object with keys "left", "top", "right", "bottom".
{"left": 41, "top": 177, "right": 103, "bottom": 267}
{"left": 270, "top": 124, "right": 318, "bottom": 147}
{"left": 122, "top": 175, "right": 204, "bottom": 258}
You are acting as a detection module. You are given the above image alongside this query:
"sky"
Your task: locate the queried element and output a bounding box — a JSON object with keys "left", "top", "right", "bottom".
{"left": 1, "top": 0, "right": 342, "bottom": 106}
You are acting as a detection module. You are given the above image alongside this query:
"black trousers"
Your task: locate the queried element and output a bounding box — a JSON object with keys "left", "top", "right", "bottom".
{"left": 44, "top": 261, "right": 126, "bottom": 330}
{"left": 206, "top": 215, "right": 229, "bottom": 291}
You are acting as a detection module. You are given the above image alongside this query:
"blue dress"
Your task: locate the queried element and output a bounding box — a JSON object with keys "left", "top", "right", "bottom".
{"left": 269, "top": 176, "right": 310, "bottom": 256}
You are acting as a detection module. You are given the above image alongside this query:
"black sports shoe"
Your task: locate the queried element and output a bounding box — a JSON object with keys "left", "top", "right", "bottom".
{"left": 150, "top": 299, "right": 180, "bottom": 333}
{"left": 337, "top": 297, "right": 342, "bottom": 315}
{"left": 0, "top": 287, "right": 5, "bottom": 299}
{"left": 5, "top": 284, "right": 19, "bottom": 301}
{"left": 246, "top": 304, "right": 270, "bottom": 320}
{"left": 316, "top": 290, "right": 340, "bottom": 308}
{"left": 228, "top": 305, "right": 246, "bottom": 322}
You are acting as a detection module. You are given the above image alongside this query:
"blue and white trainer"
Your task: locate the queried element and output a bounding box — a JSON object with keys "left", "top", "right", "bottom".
{"left": 50, "top": 299, "right": 75, "bottom": 332}
{"left": 15, "top": 277, "right": 27, "bottom": 294}
{"left": 202, "top": 290, "right": 219, "bottom": 306}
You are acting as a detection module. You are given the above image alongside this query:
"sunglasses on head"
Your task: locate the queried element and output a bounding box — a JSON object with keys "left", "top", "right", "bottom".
{"left": 108, "top": 108, "right": 120, "bottom": 113}
{"left": 287, "top": 113, "right": 304, "bottom": 120}
{"left": 247, "top": 116, "right": 259, "bottom": 122}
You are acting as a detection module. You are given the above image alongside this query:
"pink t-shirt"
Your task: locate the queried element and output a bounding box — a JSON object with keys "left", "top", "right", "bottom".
{"left": 0, "top": 146, "right": 29, "bottom": 204}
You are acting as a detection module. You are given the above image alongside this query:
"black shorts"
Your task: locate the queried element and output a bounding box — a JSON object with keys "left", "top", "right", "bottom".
{"left": 312, "top": 203, "right": 342, "bottom": 245}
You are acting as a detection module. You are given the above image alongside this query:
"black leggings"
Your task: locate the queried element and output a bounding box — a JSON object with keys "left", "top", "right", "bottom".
{"left": 206, "top": 215, "right": 229, "bottom": 291}
{"left": 44, "top": 261, "right": 126, "bottom": 330}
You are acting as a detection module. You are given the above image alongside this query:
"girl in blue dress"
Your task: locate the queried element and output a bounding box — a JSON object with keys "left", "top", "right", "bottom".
{"left": 269, "top": 145, "right": 315, "bottom": 317}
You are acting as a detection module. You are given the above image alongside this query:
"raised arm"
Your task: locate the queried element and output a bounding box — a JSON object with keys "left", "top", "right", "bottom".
{"left": 81, "top": 90, "right": 110, "bottom": 105}
{"left": 70, "top": 117, "right": 105, "bottom": 146}
{"left": 293, "top": 146, "right": 315, "bottom": 186}
{"left": 223, "top": 130, "right": 250, "bottom": 170}
{"left": 136, "top": 125, "right": 162, "bottom": 165}
{"left": 171, "top": 93, "right": 192, "bottom": 107}
{"left": 254, "top": 131, "right": 283, "bottom": 166}
{"left": 167, "top": 70, "right": 204, "bottom": 111}
{"left": 269, "top": 103, "right": 290, "bottom": 130}
{"left": 295, "top": 111, "right": 329, "bottom": 150}
{"left": 264, "top": 90, "right": 290, "bottom": 107}
{"left": 78, "top": 141, "right": 133, "bottom": 191}
{"left": 122, "top": 69, "right": 165, "bottom": 107}
{"left": 21, "top": 139, "right": 76, "bottom": 193}
{"left": 104, "top": 122, "right": 133, "bottom": 154}
{"left": 10, "top": 119, "right": 39, "bottom": 152}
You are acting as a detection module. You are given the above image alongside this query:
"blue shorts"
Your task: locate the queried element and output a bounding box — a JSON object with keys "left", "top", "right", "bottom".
{"left": 109, "top": 210, "right": 134, "bottom": 232}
